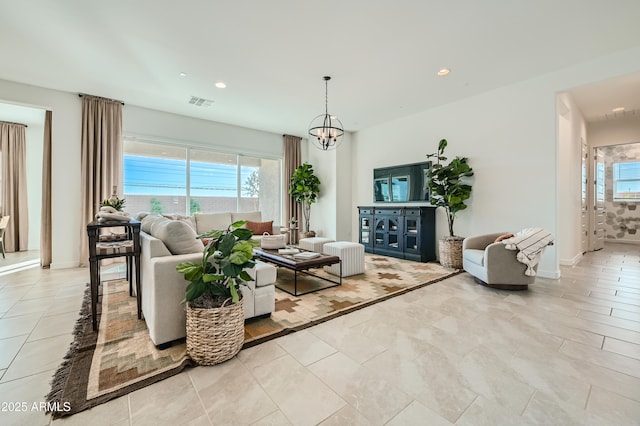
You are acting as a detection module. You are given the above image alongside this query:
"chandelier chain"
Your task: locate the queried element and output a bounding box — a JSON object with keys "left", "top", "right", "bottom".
{"left": 308, "top": 75, "right": 344, "bottom": 151}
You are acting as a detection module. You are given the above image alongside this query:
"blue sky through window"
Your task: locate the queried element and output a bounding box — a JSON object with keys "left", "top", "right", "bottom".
{"left": 124, "top": 155, "right": 256, "bottom": 197}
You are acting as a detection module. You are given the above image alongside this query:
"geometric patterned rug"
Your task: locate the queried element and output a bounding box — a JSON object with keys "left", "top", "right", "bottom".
{"left": 46, "top": 279, "right": 192, "bottom": 419}
{"left": 46, "top": 254, "right": 458, "bottom": 419}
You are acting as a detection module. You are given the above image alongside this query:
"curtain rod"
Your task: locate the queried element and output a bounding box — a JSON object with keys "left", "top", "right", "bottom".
{"left": 78, "top": 93, "right": 125, "bottom": 105}
{"left": 0, "top": 120, "right": 27, "bottom": 128}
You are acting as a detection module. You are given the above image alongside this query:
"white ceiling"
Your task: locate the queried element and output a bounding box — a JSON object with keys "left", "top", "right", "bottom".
{"left": 1, "top": 1, "right": 640, "bottom": 134}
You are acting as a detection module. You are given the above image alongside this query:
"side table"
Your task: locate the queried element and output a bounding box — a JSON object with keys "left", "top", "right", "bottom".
{"left": 87, "top": 219, "right": 141, "bottom": 331}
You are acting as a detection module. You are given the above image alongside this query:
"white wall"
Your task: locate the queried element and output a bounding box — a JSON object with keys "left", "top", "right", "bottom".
{"left": 124, "top": 106, "right": 283, "bottom": 160}
{"left": 305, "top": 133, "right": 353, "bottom": 241}
{"left": 557, "top": 93, "right": 586, "bottom": 266}
{"left": 0, "top": 79, "right": 81, "bottom": 268}
{"left": 25, "top": 118, "right": 45, "bottom": 249}
{"left": 350, "top": 46, "right": 640, "bottom": 279}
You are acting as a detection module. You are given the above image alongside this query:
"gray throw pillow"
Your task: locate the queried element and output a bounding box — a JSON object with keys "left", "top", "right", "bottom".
{"left": 141, "top": 214, "right": 166, "bottom": 234}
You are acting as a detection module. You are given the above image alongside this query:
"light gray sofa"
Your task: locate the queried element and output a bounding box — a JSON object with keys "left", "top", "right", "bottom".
{"left": 462, "top": 232, "right": 537, "bottom": 290}
{"left": 137, "top": 212, "right": 278, "bottom": 346}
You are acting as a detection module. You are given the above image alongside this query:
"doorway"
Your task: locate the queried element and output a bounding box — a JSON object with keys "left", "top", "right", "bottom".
{"left": 590, "top": 142, "right": 640, "bottom": 249}
{"left": 0, "top": 102, "right": 46, "bottom": 263}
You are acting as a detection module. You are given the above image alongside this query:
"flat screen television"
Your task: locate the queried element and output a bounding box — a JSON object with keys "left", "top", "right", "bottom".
{"left": 373, "top": 161, "right": 431, "bottom": 203}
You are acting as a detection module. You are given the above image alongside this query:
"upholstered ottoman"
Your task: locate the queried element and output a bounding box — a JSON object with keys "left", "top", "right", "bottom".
{"left": 323, "top": 241, "right": 365, "bottom": 277}
{"left": 299, "top": 237, "right": 335, "bottom": 253}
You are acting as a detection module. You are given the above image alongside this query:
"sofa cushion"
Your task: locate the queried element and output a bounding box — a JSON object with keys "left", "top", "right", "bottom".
{"left": 141, "top": 213, "right": 167, "bottom": 234}
{"left": 151, "top": 219, "right": 204, "bottom": 255}
{"left": 162, "top": 214, "right": 196, "bottom": 231}
{"left": 248, "top": 261, "right": 278, "bottom": 287}
{"left": 246, "top": 220, "right": 273, "bottom": 235}
{"left": 194, "top": 212, "right": 232, "bottom": 234}
{"left": 232, "top": 211, "right": 262, "bottom": 223}
{"left": 463, "top": 248, "right": 485, "bottom": 267}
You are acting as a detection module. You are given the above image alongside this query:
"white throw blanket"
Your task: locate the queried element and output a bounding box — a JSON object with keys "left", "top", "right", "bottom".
{"left": 501, "top": 228, "right": 554, "bottom": 276}
{"left": 95, "top": 206, "right": 131, "bottom": 223}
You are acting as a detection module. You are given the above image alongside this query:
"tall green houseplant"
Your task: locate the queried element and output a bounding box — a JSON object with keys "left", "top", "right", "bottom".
{"left": 426, "top": 139, "right": 474, "bottom": 238}
{"left": 289, "top": 163, "right": 321, "bottom": 234}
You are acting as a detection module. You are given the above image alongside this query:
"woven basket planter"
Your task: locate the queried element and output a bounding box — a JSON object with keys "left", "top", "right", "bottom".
{"left": 439, "top": 237, "right": 463, "bottom": 269}
{"left": 185, "top": 298, "right": 245, "bottom": 366}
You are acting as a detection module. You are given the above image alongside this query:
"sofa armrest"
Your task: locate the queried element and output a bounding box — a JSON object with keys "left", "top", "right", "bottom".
{"left": 141, "top": 251, "right": 202, "bottom": 345}
{"left": 140, "top": 230, "right": 172, "bottom": 258}
{"left": 484, "top": 242, "right": 530, "bottom": 283}
{"left": 463, "top": 233, "right": 507, "bottom": 251}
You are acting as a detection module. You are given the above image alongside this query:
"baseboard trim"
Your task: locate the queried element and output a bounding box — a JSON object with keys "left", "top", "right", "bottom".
{"left": 560, "top": 252, "right": 583, "bottom": 267}
{"left": 51, "top": 261, "right": 80, "bottom": 270}
{"left": 538, "top": 269, "right": 560, "bottom": 279}
{"left": 605, "top": 239, "right": 640, "bottom": 245}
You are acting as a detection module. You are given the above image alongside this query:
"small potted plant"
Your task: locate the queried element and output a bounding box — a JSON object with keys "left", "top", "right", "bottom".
{"left": 101, "top": 186, "right": 126, "bottom": 211}
{"left": 176, "top": 221, "right": 259, "bottom": 365}
{"left": 289, "top": 163, "right": 321, "bottom": 238}
{"left": 426, "top": 139, "right": 474, "bottom": 269}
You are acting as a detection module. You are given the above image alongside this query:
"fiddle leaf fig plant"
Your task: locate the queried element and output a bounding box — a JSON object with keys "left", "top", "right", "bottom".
{"left": 426, "top": 139, "right": 474, "bottom": 238}
{"left": 176, "top": 221, "right": 259, "bottom": 308}
{"left": 289, "top": 163, "right": 321, "bottom": 233}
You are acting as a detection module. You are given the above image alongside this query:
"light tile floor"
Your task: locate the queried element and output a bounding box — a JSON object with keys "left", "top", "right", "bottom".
{"left": 0, "top": 244, "right": 639, "bottom": 425}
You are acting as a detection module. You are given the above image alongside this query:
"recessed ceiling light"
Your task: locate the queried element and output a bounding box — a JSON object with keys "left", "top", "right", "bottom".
{"left": 215, "top": 82, "right": 226, "bottom": 89}
{"left": 437, "top": 68, "right": 451, "bottom": 76}
{"left": 612, "top": 106, "right": 625, "bottom": 112}
{"left": 179, "top": 72, "right": 187, "bottom": 77}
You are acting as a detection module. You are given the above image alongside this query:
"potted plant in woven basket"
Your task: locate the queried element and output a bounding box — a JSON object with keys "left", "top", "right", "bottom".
{"left": 426, "top": 139, "right": 474, "bottom": 269}
{"left": 176, "top": 221, "right": 259, "bottom": 365}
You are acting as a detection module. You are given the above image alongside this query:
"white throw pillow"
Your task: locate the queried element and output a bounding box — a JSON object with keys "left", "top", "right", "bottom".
{"left": 152, "top": 219, "right": 204, "bottom": 255}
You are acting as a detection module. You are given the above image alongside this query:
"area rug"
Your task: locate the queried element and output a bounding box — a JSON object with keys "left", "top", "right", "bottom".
{"left": 46, "top": 254, "right": 458, "bottom": 418}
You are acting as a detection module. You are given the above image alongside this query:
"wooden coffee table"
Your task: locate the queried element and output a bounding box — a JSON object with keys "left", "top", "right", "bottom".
{"left": 254, "top": 247, "right": 342, "bottom": 296}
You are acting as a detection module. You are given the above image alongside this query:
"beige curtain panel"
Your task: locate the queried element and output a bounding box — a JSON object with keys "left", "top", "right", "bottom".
{"left": 79, "top": 95, "right": 123, "bottom": 266}
{"left": 283, "top": 134, "right": 302, "bottom": 227}
{"left": 0, "top": 121, "right": 29, "bottom": 252}
{"left": 40, "top": 110, "right": 53, "bottom": 267}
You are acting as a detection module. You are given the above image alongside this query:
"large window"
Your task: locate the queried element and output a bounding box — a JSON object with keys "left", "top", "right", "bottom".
{"left": 613, "top": 161, "right": 640, "bottom": 202}
{"left": 123, "top": 139, "right": 281, "bottom": 223}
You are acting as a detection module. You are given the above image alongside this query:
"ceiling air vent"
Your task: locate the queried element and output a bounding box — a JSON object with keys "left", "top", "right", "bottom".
{"left": 188, "top": 96, "right": 214, "bottom": 107}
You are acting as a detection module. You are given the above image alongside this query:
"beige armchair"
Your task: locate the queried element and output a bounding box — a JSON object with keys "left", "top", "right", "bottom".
{"left": 462, "top": 232, "right": 536, "bottom": 290}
